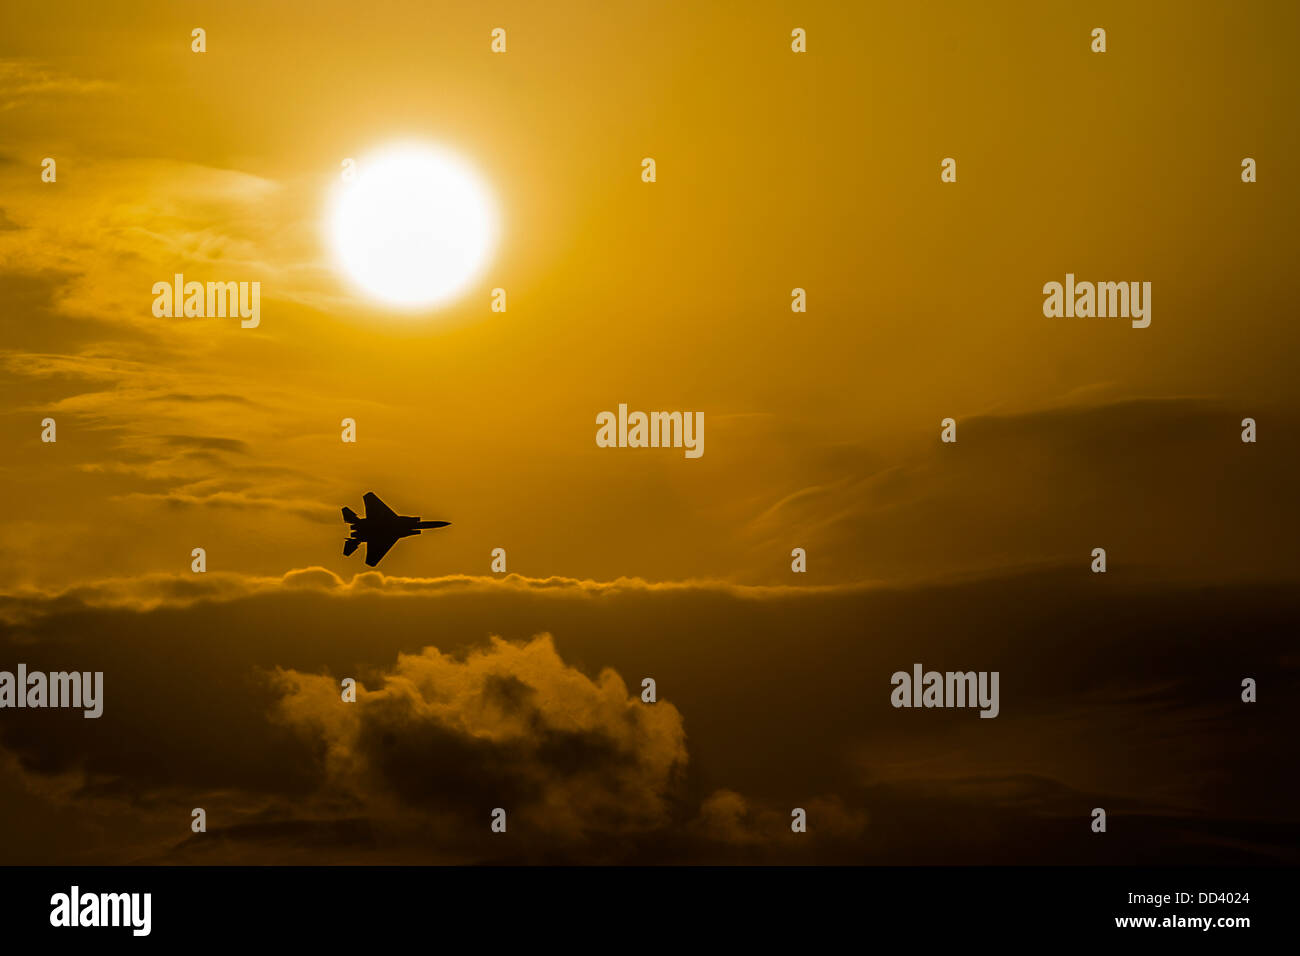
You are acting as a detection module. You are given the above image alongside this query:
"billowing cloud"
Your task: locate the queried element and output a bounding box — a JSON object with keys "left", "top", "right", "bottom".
{"left": 272, "top": 634, "right": 687, "bottom": 838}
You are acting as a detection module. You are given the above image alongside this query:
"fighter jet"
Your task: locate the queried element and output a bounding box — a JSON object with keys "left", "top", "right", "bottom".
{"left": 341, "top": 492, "right": 450, "bottom": 567}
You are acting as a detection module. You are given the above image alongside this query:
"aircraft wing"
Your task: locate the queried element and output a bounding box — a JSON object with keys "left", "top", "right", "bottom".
{"left": 362, "top": 492, "right": 397, "bottom": 520}
{"left": 364, "top": 534, "right": 400, "bottom": 567}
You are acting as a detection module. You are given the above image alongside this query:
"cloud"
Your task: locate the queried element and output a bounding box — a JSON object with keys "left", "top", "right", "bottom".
{"left": 742, "top": 395, "right": 1300, "bottom": 584}
{"left": 0, "top": 60, "right": 112, "bottom": 110}
{"left": 271, "top": 634, "right": 687, "bottom": 838}
{"left": 152, "top": 393, "right": 256, "bottom": 406}
{"left": 690, "top": 789, "right": 867, "bottom": 852}
{"left": 157, "top": 435, "right": 250, "bottom": 454}
{"left": 0, "top": 566, "right": 878, "bottom": 625}
{"left": 0, "top": 155, "right": 303, "bottom": 333}
{"left": 0, "top": 345, "right": 344, "bottom": 566}
{"left": 112, "top": 491, "right": 337, "bottom": 523}
{"left": 0, "top": 565, "right": 1294, "bottom": 863}
{"left": 0, "top": 349, "right": 150, "bottom": 383}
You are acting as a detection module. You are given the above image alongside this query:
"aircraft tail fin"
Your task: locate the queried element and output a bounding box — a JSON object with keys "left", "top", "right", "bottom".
{"left": 343, "top": 539, "right": 359, "bottom": 557}
{"left": 341, "top": 506, "right": 359, "bottom": 522}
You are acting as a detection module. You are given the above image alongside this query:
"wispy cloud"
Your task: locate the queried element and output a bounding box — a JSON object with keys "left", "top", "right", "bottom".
{"left": 0, "top": 60, "right": 112, "bottom": 110}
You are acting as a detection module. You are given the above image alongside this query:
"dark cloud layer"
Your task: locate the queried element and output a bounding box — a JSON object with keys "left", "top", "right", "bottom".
{"left": 0, "top": 568, "right": 1294, "bottom": 864}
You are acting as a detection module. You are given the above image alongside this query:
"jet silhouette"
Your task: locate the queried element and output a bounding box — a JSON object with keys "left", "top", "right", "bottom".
{"left": 341, "top": 492, "right": 450, "bottom": 567}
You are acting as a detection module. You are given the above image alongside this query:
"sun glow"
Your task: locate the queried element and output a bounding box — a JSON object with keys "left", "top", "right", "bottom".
{"left": 328, "top": 142, "right": 499, "bottom": 311}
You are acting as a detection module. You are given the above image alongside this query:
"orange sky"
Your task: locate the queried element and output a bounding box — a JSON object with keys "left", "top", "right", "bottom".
{"left": 0, "top": 0, "right": 1296, "bottom": 865}
{"left": 0, "top": 0, "right": 1296, "bottom": 591}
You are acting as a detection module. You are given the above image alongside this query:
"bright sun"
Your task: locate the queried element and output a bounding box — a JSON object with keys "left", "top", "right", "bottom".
{"left": 328, "top": 143, "right": 499, "bottom": 310}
